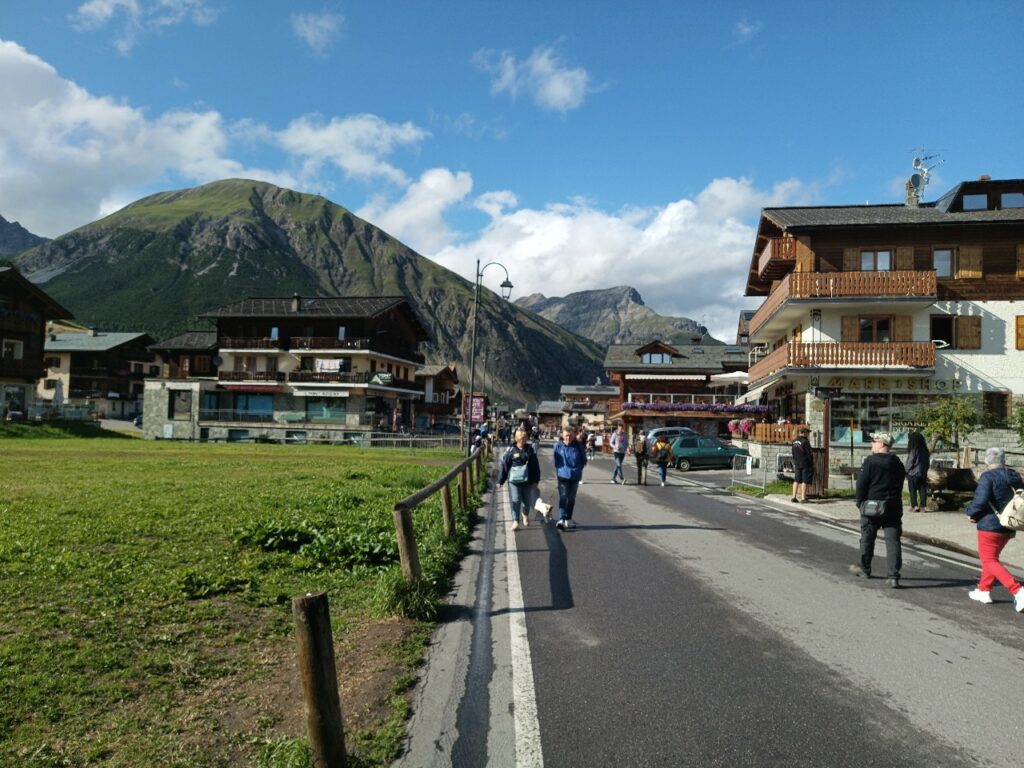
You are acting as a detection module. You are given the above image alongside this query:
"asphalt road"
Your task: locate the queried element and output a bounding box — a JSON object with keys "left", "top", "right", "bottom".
{"left": 397, "top": 450, "right": 1024, "bottom": 768}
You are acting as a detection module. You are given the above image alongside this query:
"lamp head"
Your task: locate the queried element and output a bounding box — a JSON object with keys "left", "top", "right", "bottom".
{"left": 500, "top": 278, "right": 513, "bottom": 300}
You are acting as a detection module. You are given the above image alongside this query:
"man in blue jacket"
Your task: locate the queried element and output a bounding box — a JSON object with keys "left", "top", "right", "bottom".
{"left": 553, "top": 426, "right": 587, "bottom": 530}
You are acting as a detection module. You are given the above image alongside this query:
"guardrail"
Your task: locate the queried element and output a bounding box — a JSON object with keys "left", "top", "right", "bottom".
{"left": 391, "top": 441, "right": 490, "bottom": 582}
{"left": 730, "top": 453, "right": 768, "bottom": 494}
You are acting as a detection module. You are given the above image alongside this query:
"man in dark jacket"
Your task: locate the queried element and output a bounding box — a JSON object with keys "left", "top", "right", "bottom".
{"left": 791, "top": 426, "right": 813, "bottom": 503}
{"left": 851, "top": 432, "right": 907, "bottom": 587}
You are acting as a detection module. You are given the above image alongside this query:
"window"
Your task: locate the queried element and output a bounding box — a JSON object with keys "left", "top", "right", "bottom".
{"left": 269, "top": 326, "right": 279, "bottom": 341}
{"left": 44, "top": 356, "right": 61, "bottom": 368}
{"left": 1001, "top": 192, "right": 1024, "bottom": 209}
{"left": 337, "top": 325, "right": 346, "bottom": 340}
{"left": 933, "top": 248, "right": 955, "bottom": 278}
{"left": 265, "top": 357, "right": 277, "bottom": 374}
{"left": 305, "top": 398, "right": 347, "bottom": 422}
{"left": 194, "top": 356, "right": 211, "bottom": 373}
{"left": 931, "top": 314, "right": 982, "bottom": 350}
{"left": 149, "top": 365, "right": 160, "bottom": 376}
{"left": 131, "top": 362, "right": 143, "bottom": 373}
{"left": 859, "top": 317, "right": 891, "bottom": 343}
{"left": 640, "top": 352, "right": 672, "bottom": 364}
{"left": 168, "top": 390, "right": 193, "bottom": 420}
{"left": 860, "top": 249, "right": 891, "bottom": 271}
{"left": 962, "top": 194, "right": 987, "bottom": 211}
{"left": 44, "top": 379, "right": 56, "bottom": 390}
{"left": 2, "top": 339, "right": 24, "bottom": 360}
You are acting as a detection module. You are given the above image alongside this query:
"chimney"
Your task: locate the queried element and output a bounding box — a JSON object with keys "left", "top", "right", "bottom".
{"left": 905, "top": 176, "right": 920, "bottom": 208}
{"left": 978, "top": 174, "right": 991, "bottom": 182}
{"left": 291, "top": 293, "right": 300, "bottom": 312}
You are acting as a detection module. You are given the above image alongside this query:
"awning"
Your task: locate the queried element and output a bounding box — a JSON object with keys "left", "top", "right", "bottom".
{"left": 291, "top": 389, "right": 350, "bottom": 398}
{"left": 607, "top": 409, "right": 734, "bottom": 421}
{"left": 219, "top": 384, "right": 282, "bottom": 392}
{"left": 709, "top": 371, "right": 748, "bottom": 386}
{"left": 626, "top": 374, "right": 707, "bottom": 381}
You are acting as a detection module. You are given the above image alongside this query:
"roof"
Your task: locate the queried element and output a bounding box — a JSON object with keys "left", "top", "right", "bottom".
{"left": 560, "top": 385, "right": 619, "bottom": 396}
{"left": 415, "top": 363, "right": 458, "bottom": 382}
{"left": 604, "top": 343, "right": 749, "bottom": 373}
{"left": 762, "top": 203, "right": 1024, "bottom": 229}
{"left": 45, "top": 331, "right": 152, "bottom": 352}
{"left": 536, "top": 400, "right": 565, "bottom": 414}
{"left": 0, "top": 267, "right": 73, "bottom": 319}
{"left": 149, "top": 331, "right": 218, "bottom": 351}
{"left": 201, "top": 295, "right": 431, "bottom": 341}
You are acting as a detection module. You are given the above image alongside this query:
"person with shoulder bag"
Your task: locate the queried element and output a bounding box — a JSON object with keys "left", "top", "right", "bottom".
{"left": 905, "top": 430, "right": 930, "bottom": 512}
{"left": 651, "top": 434, "right": 674, "bottom": 487}
{"left": 633, "top": 430, "right": 648, "bottom": 486}
{"left": 610, "top": 423, "right": 629, "bottom": 484}
{"left": 497, "top": 427, "right": 541, "bottom": 531}
{"left": 964, "top": 447, "right": 1024, "bottom": 611}
{"left": 851, "top": 432, "right": 907, "bottom": 587}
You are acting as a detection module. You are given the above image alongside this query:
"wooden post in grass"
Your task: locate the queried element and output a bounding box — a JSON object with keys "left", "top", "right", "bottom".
{"left": 392, "top": 505, "right": 422, "bottom": 582}
{"left": 441, "top": 482, "right": 455, "bottom": 538}
{"left": 469, "top": 454, "right": 476, "bottom": 489}
{"left": 459, "top": 468, "right": 468, "bottom": 510}
{"left": 292, "top": 592, "right": 347, "bottom": 768}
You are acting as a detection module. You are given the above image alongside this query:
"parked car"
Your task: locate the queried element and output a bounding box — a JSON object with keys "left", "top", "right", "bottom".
{"left": 4, "top": 410, "right": 26, "bottom": 422}
{"left": 133, "top": 415, "right": 143, "bottom": 428}
{"left": 645, "top": 426, "right": 698, "bottom": 451}
{"left": 670, "top": 434, "right": 750, "bottom": 471}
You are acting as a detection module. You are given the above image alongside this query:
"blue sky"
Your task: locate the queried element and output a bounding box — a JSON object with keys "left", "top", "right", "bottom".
{"left": 2, "top": 1, "right": 1023, "bottom": 340}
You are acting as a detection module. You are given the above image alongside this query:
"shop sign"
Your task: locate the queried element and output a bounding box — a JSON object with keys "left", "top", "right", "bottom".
{"left": 823, "top": 376, "right": 962, "bottom": 392}
{"left": 471, "top": 396, "right": 485, "bottom": 423}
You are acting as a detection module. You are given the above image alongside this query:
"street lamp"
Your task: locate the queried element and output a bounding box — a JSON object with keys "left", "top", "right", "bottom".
{"left": 465, "top": 258, "right": 513, "bottom": 454}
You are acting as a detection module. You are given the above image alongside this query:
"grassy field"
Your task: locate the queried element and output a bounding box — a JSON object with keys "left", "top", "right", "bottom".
{"left": 0, "top": 430, "right": 478, "bottom": 767}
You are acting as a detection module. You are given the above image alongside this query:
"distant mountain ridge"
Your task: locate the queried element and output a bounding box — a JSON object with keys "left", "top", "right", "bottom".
{"left": 0, "top": 214, "right": 48, "bottom": 256}
{"left": 14, "top": 179, "right": 604, "bottom": 402}
{"left": 515, "top": 286, "right": 723, "bottom": 348}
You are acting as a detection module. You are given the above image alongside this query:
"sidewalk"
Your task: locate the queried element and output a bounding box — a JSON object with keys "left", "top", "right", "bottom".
{"left": 765, "top": 494, "right": 1024, "bottom": 571}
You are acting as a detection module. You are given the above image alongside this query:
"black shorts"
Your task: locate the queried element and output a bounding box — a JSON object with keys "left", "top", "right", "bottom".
{"left": 794, "top": 466, "right": 814, "bottom": 484}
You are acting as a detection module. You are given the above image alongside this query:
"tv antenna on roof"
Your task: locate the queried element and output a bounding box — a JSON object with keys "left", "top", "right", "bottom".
{"left": 906, "top": 151, "right": 944, "bottom": 206}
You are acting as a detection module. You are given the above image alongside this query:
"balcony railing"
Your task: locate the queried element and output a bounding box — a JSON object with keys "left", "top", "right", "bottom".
{"left": 751, "top": 423, "right": 809, "bottom": 444}
{"left": 218, "top": 370, "right": 286, "bottom": 382}
{"left": 757, "top": 237, "right": 797, "bottom": 279}
{"left": 748, "top": 341, "right": 936, "bottom": 383}
{"left": 199, "top": 409, "right": 276, "bottom": 423}
{"left": 288, "top": 370, "right": 364, "bottom": 384}
{"left": 220, "top": 337, "right": 283, "bottom": 350}
{"left": 290, "top": 337, "right": 371, "bottom": 350}
{"left": 748, "top": 270, "right": 938, "bottom": 337}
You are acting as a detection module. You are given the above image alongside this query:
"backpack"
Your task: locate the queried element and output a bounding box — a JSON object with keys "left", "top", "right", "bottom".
{"left": 998, "top": 489, "right": 1024, "bottom": 530}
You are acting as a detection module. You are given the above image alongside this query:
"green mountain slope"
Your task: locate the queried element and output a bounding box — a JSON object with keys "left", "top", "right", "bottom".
{"left": 15, "top": 179, "right": 603, "bottom": 402}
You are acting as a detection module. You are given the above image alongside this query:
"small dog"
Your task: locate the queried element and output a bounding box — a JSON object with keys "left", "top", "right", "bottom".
{"left": 534, "top": 499, "right": 553, "bottom": 521}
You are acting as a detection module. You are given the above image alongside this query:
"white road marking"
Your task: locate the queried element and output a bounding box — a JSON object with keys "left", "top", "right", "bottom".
{"left": 503, "top": 494, "right": 544, "bottom": 767}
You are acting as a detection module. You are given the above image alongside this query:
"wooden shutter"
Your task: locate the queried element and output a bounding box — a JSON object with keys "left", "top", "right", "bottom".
{"left": 956, "top": 246, "right": 983, "bottom": 279}
{"left": 841, "top": 316, "right": 859, "bottom": 342}
{"left": 893, "top": 315, "right": 913, "bottom": 342}
{"left": 1017, "top": 245, "right": 1024, "bottom": 279}
{"left": 792, "top": 324, "right": 802, "bottom": 342}
{"left": 895, "top": 246, "right": 914, "bottom": 271}
{"left": 795, "top": 239, "right": 814, "bottom": 273}
{"left": 956, "top": 315, "right": 982, "bottom": 350}
{"left": 1016, "top": 316, "right": 1024, "bottom": 350}
{"left": 843, "top": 248, "right": 860, "bottom": 272}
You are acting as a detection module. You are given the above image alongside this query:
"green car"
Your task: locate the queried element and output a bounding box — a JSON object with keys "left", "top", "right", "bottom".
{"left": 669, "top": 435, "right": 750, "bottom": 471}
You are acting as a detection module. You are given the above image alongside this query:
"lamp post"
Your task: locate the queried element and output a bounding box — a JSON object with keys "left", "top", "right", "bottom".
{"left": 466, "top": 258, "right": 513, "bottom": 454}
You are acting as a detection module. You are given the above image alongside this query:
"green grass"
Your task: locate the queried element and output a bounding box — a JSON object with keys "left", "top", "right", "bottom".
{"left": 730, "top": 479, "right": 858, "bottom": 499}
{"left": 0, "top": 438, "right": 480, "bottom": 766}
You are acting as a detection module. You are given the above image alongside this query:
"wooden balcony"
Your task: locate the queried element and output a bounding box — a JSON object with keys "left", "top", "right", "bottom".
{"left": 751, "top": 423, "right": 809, "bottom": 444}
{"left": 220, "top": 337, "right": 282, "bottom": 350}
{"left": 748, "top": 341, "right": 935, "bottom": 383}
{"left": 218, "top": 370, "right": 286, "bottom": 382}
{"left": 290, "top": 337, "right": 371, "bottom": 351}
{"left": 748, "top": 270, "right": 938, "bottom": 337}
{"left": 289, "top": 370, "right": 364, "bottom": 384}
{"left": 757, "top": 237, "right": 797, "bottom": 280}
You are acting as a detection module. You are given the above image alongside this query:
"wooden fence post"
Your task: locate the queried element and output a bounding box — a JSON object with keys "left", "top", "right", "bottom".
{"left": 469, "top": 456, "right": 476, "bottom": 490}
{"left": 459, "top": 468, "right": 468, "bottom": 510}
{"left": 441, "top": 483, "right": 455, "bottom": 538}
{"left": 392, "top": 505, "right": 422, "bottom": 582}
{"left": 292, "top": 592, "right": 347, "bottom": 768}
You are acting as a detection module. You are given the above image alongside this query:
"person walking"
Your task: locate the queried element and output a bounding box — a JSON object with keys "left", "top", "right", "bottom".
{"left": 553, "top": 426, "right": 587, "bottom": 530}
{"left": 791, "top": 426, "right": 814, "bottom": 502}
{"left": 497, "top": 427, "right": 542, "bottom": 531}
{"left": 633, "top": 430, "right": 648, "bottom": 486}
{"left": 651, "top": 433, "right": 674, "bottom": 487}
{"left": 850, "top": 432, "right": 907, "bottom": 588}
{"left": 964, "top": 447, "right": 1024, "bottom": 611}
{"left": 610, "top": 423, "right": 629, "bottom": 484}
{"left": 905, "top": 430, "right": 930, "bottom": 512}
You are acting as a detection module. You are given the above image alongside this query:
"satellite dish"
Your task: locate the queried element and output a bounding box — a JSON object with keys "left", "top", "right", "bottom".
{"left": 909, "top": 173, "right": 922, "bottom": 189}
{"left": 913, "top": 157, "right": 922, "bottom": 169}
{"left": 213, "top": 355, "right": 224, "bottom": 366}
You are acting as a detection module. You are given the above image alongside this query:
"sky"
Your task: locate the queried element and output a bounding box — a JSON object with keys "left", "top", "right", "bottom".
{"left": 2, "top": 1, "right": 1023, "bottom": 341}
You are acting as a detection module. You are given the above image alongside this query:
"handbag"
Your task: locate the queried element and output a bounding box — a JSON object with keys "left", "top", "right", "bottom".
{"left": 861, "top": 499, "right": 887, "bottom": 518}
{"left": 509, "top": 462, "right": 529, "bottom": 484}
{"left": 994, "top": 489, "right": 1024, "bottom": 530}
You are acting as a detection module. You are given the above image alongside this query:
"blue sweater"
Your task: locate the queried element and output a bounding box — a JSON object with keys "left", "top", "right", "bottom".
{"left": 553, "top": 439, "right": 587, "bottom": 481}
{"left": 965, "top": 466, "right": 1022, "bottom": 535}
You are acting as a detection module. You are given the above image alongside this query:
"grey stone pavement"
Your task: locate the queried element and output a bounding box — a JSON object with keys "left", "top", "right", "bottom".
{"left": 761, "top": 492, "right": 1024, "bottom": 570}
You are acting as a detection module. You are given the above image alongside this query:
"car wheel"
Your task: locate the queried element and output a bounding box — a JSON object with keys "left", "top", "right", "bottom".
{"left": 677, "top": 458, "right": 691, "bottom": 471}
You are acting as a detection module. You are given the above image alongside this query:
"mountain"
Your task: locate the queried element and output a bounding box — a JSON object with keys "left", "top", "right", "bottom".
{"left": 14, "top": 179, "right": 603, "bottom": 402}
{"left": 515, "top": 286, "right": 724, "bottom": 347}
{"left": 0, "top": 214, "right": 48, "bottom": 256}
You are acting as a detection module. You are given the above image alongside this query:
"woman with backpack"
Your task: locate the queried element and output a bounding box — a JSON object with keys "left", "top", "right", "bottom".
{"left": 497, "top": 427, "right": 541, "bottom": 531}
{"left": 964, "top": 446, "right": 1024, "bottom": 611}
{"left": 905, "top": 430, "right": 930, "bottom": 512}
{"left": 651, "top": 434, "right": 674, "bottom": 487}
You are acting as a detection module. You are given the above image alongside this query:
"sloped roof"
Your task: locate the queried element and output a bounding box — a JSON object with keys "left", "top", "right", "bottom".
{"left": 762, "top": 203, "right": 1024, "bottom": 229}
{"left": 0, "top": 267, "right": 72, "bottom": 319}
{"left": 560, "top": 385, "right": 619, "bottom": 396}
{"left": 604, "top": 343, "right": 749, "bottom": 373}
{"left": 149, "top": 331, "right": 218, "bottom": 351}
{"left": 45, "top": 331, "right": 152, "bottom": 352}
{"left": 537, "top": 400, "right": 565, "bottom": 414}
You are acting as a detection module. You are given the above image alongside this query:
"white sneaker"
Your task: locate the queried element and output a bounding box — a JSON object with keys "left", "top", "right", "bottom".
{"left": 521, "top": 515, "right": 528, "bottom": 527}
{"left": 511, "top": 521, "right": 520, "bottom": 531}
{"left": 661, "top": 481, "right": 665, "bottom": 487}
{"left": 555, "top": 519, "right": 566, "bottom": 530}
{"left": 1015, "top": 589, "right": 1024, "bottom": 613}
{"left": 968, "top": 589, "right": 993, "bottom": 604}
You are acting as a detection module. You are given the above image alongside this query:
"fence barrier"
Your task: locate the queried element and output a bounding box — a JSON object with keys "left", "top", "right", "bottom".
{"left": 730, "top": 453, "right": 768, "bottom": 495}
{"left": 292, "top": 592, "right": 347, "bottom": 767}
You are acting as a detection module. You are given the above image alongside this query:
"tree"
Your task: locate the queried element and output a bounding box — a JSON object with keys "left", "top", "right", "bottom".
{"left": 913, "top": 396, "right": 981, "bottom": 466}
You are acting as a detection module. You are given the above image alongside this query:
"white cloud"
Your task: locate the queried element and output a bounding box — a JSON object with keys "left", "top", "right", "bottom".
{"left": 276, "top": 114, "right": 428, "bottom": 185}
{"left": 431, "top": 177, "right": 807, "bottom": 342}
{"left": 291, "top": 10, "right": 345, "bottom": 56}
{"left": 474, "top": 46, "right": 592, "bottom": 113}
{"left": 71, "top": 0, "right": 219, "bottom": 55}
{"left": 357, "top": 168, "right": 473, "bottom": 254}
{"left": 732, "top": 17, "right": 763, "bottom": 45}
